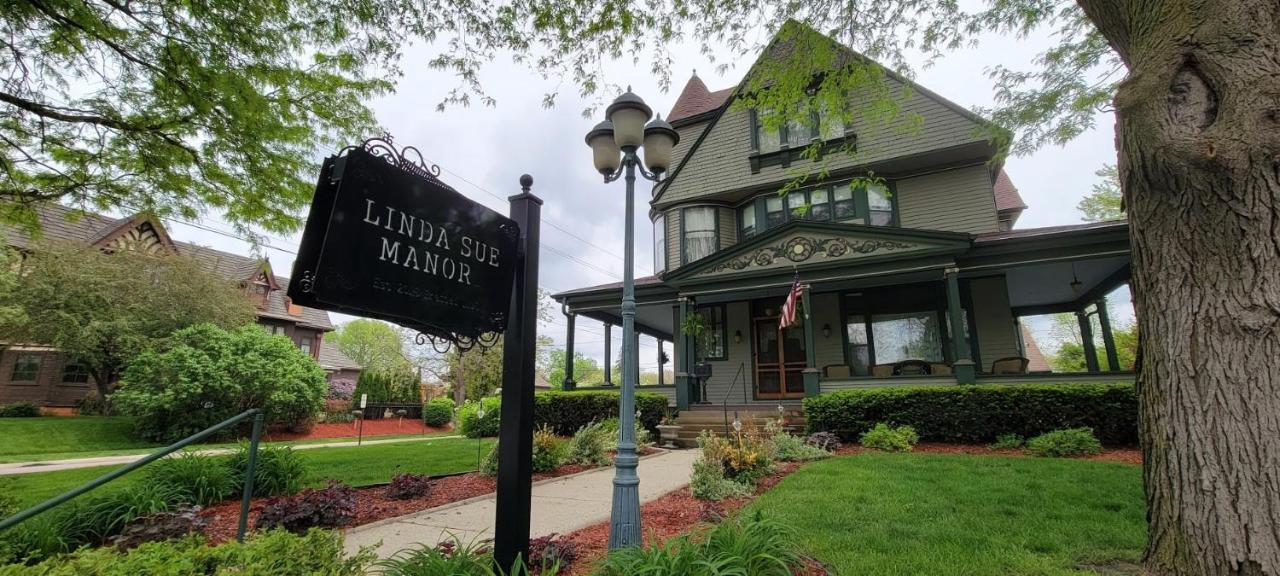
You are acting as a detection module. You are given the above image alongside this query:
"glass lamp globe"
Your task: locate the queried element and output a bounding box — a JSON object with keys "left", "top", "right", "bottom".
{"left": 585, "top": 120, "right": 621, "bottom": 175}
{"left": 642, "top": 114, "right": 679, "bottom": 174}
{"left": 606, "top": 90, "right": 652, "bottom": 149}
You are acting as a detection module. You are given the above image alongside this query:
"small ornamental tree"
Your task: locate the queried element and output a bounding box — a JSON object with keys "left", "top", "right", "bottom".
{"left": 114, "top": 324, "right": 327, "bottom": 442}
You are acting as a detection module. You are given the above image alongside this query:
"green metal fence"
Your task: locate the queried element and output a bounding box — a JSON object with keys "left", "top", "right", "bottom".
{"left": 0, "top": 408, "right": 266, "bottom": 542}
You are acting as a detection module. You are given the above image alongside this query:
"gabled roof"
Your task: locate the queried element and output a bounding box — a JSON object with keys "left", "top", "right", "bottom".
{"left": 318, "top": 340, "right": 362, "bottom": 371}
{"left": 994, "top": 170, "right": 1027, "bottom": 213}
{"left": 1, "top": 203, "right": 334, "bottom": 331}
{"left": 668, "top": 74, "right": 734, "bottom": 124}
{"left": 651, "top": 20, "right": 1007, "bottom": 209}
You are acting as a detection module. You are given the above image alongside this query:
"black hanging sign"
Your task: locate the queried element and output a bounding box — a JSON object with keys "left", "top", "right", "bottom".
{"left": 288, "top": 139, "right": 519, "bottom": 343}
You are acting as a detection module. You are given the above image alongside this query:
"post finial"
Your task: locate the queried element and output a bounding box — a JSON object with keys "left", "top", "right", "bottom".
{"left": 519, "top": 174, "right": 533, "bottom": 192}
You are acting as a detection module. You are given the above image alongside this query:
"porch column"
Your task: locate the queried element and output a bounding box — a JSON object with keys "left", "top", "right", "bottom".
{"left": 656, "top": 339, "right": 665, "bottom": 386}
{"left": 1095, "top": 298, "right": 1120, "bottom": 371}
{"left": 603, "top": 322, "right": 613, "bottom": 386}
{"left": 945, "top": 267, "right": 976, "bottom": 383}
{"left": 801, "top": 285, "right": 821, "bottom": 397}
{"left": 562, "top": 310, "right": 576, "bottom": 390}
{"left": 1077, "top": 309, "right": 1101, "bottom": 372}
{"left": 674, "top": 299, "right": 690, "bottom": 409}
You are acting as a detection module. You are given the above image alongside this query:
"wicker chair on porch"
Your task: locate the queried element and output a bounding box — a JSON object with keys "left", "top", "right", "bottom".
{"left": 929, "top": 363, "right": 953, "bottom": 375}
{"left": 893, "top": 360, "right": 932, "bottom": 375}
{"left": 990, "top": 357, "right": 1030, "bottom": 375}
{"left": 870, "top": 364, "right": 895, "bottom": 378}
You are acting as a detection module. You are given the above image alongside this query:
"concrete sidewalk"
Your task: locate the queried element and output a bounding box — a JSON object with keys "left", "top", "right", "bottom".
{"left": 0, "top": 434, "right": 462, "bottom": 476}
{"left": 343, "top": 448, "right": 699, "bottom": 558}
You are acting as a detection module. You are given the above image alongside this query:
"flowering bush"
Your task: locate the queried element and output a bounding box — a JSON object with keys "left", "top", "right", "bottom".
{"left": 327, "top": 379, "right": 355, "bottom": 401}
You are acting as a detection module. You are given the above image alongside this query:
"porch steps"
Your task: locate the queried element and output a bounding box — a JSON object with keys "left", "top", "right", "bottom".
{"left": 672, "top": 407, "right": 806, "bottom": 448}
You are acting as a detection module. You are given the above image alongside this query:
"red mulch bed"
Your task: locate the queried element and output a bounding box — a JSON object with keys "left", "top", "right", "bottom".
{"left": 262, "top": 419, "right": 451, "bottom": 442}
{"left": 196, "top": 447, "right": 661, "bottom": 544}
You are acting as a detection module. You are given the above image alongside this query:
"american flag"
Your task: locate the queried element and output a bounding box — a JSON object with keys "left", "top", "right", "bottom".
{"left": 779, "top": 277, "right": 803, "bottom": 330}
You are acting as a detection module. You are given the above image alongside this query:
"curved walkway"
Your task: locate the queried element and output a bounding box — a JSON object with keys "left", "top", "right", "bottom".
{"left": 342, "top": 448, "right": 699, "bottom": 558}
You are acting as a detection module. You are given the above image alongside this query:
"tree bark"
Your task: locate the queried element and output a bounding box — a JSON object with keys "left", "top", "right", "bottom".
{"left": 1077, "top": 0, "right": 1280, "bottom": 573}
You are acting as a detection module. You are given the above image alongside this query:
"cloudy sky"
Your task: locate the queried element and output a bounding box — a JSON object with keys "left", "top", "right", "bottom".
{"left": 157, "top": 20, "right": 1131, "bottom": 373}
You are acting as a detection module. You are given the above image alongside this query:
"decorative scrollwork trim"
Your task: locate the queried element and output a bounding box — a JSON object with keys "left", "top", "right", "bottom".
{"left": 701, "top": 235, "right": 917, "bottom": 275}
{"left": 339, "top": 134, "right": 453, "bottom": 191}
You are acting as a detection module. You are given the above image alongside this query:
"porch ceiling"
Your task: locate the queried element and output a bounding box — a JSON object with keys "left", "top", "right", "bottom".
{"left": 561, "top": 300, "right": 676, "bottom": 341}
{"left": 1003, "top": 256, "right": 1130, "bottom": 313}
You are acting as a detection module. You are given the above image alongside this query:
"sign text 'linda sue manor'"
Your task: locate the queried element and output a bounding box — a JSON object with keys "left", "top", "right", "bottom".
{"left": 288, "top": 143, "right": 519, "bottom": 341}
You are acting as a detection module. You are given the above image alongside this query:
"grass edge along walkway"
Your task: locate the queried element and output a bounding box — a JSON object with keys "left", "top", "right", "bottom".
{"left": 0, "top": 436, "right": 494, "bottom": 508}
{"left": 747, "top": 452, "right": 1146, "bottom": 576}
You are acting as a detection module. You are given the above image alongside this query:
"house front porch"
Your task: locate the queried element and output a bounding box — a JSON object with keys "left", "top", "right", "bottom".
{"left": 551, "top": 220, "right": 1134, "bottom": 411}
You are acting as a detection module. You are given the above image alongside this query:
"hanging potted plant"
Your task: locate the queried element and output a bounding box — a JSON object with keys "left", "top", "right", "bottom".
{"left": 681, "top": 310, "right": 715, "bottom": 403}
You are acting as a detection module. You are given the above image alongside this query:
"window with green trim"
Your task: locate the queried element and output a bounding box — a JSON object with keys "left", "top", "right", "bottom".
{"left": 738, "top": 179, "right": 896, "bottom": 234}
{"left": 654, "top": 214, "right": 667, "bottom": 274}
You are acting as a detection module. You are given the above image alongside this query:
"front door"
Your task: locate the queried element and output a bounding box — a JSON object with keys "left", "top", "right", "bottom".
{"left": 753, "top": 318, "right": 807, "bottom": 399}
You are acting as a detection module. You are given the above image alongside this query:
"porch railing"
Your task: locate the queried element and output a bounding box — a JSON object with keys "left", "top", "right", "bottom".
{"left": 0, "top": 408, "right": 265, "bottom": 543}
{"left": 722, "top": 362, "right": 747, "bottom": 430}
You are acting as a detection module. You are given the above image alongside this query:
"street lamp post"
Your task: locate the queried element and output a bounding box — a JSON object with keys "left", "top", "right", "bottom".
{"left": 584, "top": 88, "right": 679, "bottom": 550}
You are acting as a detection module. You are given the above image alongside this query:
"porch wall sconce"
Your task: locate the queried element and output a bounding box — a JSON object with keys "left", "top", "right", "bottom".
{"left": 734, "top": 330, "right": 743, "bottom": 344}
{"left": 821, "top": 324, "right": 832, "bottom": 338}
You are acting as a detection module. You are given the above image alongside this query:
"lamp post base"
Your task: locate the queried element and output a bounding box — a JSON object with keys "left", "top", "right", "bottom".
{"left": 607, "top": 449, "right": 641, "bottom": 549}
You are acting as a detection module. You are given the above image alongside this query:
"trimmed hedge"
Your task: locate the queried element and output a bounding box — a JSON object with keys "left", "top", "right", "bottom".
{"left": 422, "top": 397, "right": 454, "bottom": 427}
{"left": 803, "top": 383, "right": 1137, "bottom": 445}
{"left": 534, "top": 390, "right": 667, "bottom": 436}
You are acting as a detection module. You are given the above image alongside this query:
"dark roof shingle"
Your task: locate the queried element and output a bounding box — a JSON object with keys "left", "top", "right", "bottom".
{"left": 994, "top": 170, "right": 1027, "bottom": 213}
{"left": 668, "top": 74, "right": 734, "bottom": 123}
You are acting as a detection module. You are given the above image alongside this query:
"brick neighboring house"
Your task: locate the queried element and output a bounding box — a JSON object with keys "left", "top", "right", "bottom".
{"left": 0, "top": 204, "right": 363, "bottom": 407}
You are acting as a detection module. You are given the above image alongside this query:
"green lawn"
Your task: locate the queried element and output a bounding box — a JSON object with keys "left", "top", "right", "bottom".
{"left": 0, "top": 417, "right": 158, "bottom": 463}
{"left": 748, "top": 453, "right": 1146, "bottom": 576}
{"left": 0, "top": 416, "right": 458, "bottom": 463}
{"left": 0, "top": 437, "right": 495, "bottom": 508}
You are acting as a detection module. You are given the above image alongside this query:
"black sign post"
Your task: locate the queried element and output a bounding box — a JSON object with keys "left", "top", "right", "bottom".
{"left": 288, "top": 139, "right": 541, "bottom": 568}
{"left": 493, "top": 175, "right": 541, "bottom": 569}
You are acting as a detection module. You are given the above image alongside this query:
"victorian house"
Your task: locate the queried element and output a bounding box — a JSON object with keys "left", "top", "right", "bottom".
{"left": 0, "top": 204, "right": 361, "bottom": 406}
{"left": 552, "top": 23, "right": 1130, "bottom": 413}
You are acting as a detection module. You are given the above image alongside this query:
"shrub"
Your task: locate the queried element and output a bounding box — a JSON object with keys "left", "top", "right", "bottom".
{"left": 388, "top": 473, "right": 433, "bottom": 500}
{"left": 860, "top": 423, "right": 919, "bottom": 452}
{"left": 327, "top": 379, "right": 356, "bottom": 401}
{"left": 145, "top": 452, "right": 236, "bottom": 506}
{"left": 229, "top": 443, "right": 307, "bottom": 497}
{"left": 990, "top": 433, "right": 1026, "bottom": 450}
{"left": 323, "top": 407, "right": 356, "bottom": 424}
{"left": 109, "top": 506, "right": 207, "bottom": 550}
{"left": 423, "top": 397, "right": 455, "bottom": 427}
{"left": 805, "top": 431, "right": 842, "bottom": 452}
{"left": 353, "top": 369, "right": 420, "bottom": 404}
{"left": 1026, "top": 427, "right": 1104, "bottom": 457}
{"left": 599, "top": 418, "right": 654, "bottom": 451}
{"left": 113, "top": 324, "right": 328, "bottom": 443}
{"left": 1, "top": 484, "right": 176, "bottom": 563}
{"left": 532, "top": 391, "right": 667, "bottom": 436}
{"left": 690, "top": 456, "right": 751, "bottom": 501}
{"left": 458, "top": 397, "right": 501, "bottom": 438}
{"left": 0, "top": 403, "right": 41, "bottom": 418}
{"left": 566, "top": 421, "right": 611, "bottom": 467}
{"left": 699, "top": 425, "right": 776, "bottom": 484}
{"left": 3, "top": 529, "right": 373, "bottom": 575}
{"left": 532, "top": 426, "right": 565, "bottom": 473}
{"left": 803, "top": 383, "right": 1137, "bottom": 445}
{"left": 770, "top": 427, "right": 830, "bottom": 462}
{"left": 595, "top": 512, "right": 800, "bottom": 576}
{"left": 527, "top": 533, "right": 577, "bottom": 573}
{"left": 256, "top": 481, "right": 357, "bottom": 532}
{"left": 378, "top": 536, "right": 548, "bottom": 576}
{"left": 75, "top": 392, "right": 113, "bottom": 416}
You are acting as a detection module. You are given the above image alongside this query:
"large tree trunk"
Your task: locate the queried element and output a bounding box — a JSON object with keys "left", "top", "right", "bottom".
{"left": 1078, "top": 0, "right": 1280, "bottom": 573}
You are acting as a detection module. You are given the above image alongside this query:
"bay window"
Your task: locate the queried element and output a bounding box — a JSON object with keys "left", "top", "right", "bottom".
{"left": 654, "top": 215, "right": 667, "bottom": 274}
{"left": 738, "top": 178, "right": 896, "bottom": 232}
{"left": 682, "top": 207, "right": 718, "bottom": 264}
{"left": 739, "top": 205, "right": 757, "bottom": 239}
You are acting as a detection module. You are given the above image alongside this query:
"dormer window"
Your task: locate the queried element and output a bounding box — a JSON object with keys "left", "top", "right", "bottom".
{"left": 748, "top": 106, "right": 852, "bottom": 173}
